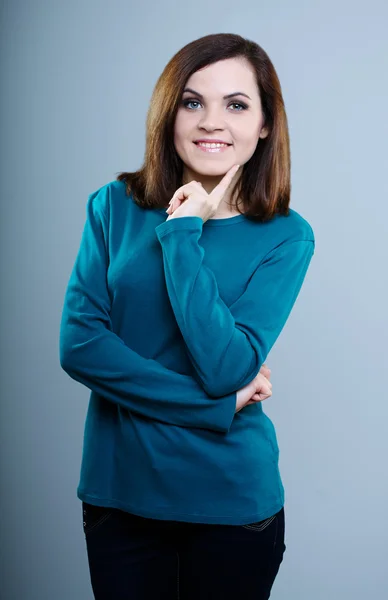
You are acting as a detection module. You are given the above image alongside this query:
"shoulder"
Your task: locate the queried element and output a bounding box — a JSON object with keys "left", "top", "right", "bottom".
{"left": 271, "top": 208, "right": 315, "bottom": 245}
{"left": 249, "top": 207, "right": 315, "bottom": 266}
{"left": 86, "top": 179, "right": 130, "bottom": 215}
{"left": 279, "top": 208, "right": 315, "bottom": 242}
{"left": 88, "top": 179, "right": 128, "bottom": 202}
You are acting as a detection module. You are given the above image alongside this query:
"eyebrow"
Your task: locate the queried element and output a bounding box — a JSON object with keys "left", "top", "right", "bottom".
{"left": 182, "top": 87, "right": 252, "bottom": 101}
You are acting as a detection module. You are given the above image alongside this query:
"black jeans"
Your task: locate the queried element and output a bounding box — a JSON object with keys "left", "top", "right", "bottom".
{"left": 82, "top": 501, "right": 286, "bottom": 600}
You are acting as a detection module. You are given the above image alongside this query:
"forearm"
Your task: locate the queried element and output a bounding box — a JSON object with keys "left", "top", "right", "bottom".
{"left": 59, "top": 310, "right": 236, "bottom": 432}
{"left": 156, "top": 217, "right": 261, "bottom": 395}
{"left": 156, "top": 217, "right": 315, "bottom": 397}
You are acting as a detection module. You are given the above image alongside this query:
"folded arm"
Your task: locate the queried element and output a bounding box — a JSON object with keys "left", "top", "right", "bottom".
{"left": 156, "top": 217, "right": 315, "bottom": 397}
{"left": 59, "top": 190, "right": 236, "bottom": 433}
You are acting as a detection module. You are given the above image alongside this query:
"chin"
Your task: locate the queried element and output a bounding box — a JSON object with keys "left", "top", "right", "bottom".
{"left": 190, "top": 162, "right": 235, "bottom": 177}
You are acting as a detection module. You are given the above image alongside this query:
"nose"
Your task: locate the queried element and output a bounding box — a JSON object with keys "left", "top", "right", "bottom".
{"left": 197, "top": 105, "right": 225, "bottom": 131}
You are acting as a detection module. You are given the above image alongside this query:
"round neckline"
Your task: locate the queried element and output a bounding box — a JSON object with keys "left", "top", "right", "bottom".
{"left": 154, "top": 208, "right": 247, "bottom": 226}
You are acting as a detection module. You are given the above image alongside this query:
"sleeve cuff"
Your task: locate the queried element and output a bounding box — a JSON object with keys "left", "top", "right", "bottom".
{"left": 156, "top": 216, "right": 203, "bottom": 240}
{"left": 217, "top": 391, "right": 237, "bottom": 433}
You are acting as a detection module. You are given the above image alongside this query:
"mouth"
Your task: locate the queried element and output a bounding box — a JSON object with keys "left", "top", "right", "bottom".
{"left": 193, "top": 141, "right": 232, "bottom": 153}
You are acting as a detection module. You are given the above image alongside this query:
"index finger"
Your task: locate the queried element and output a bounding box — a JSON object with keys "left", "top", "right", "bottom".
{"left": 210, "top": 164, "right": 240, "bottom": 200}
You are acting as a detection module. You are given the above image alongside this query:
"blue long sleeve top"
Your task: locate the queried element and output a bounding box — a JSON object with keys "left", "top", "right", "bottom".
{"left": 59, "top": 179, "right": 315, "bottom": 525}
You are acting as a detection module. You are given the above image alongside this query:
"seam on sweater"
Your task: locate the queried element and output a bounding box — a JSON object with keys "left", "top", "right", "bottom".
{"left": 258, "top": 238, "right": 315, "bottom": 267}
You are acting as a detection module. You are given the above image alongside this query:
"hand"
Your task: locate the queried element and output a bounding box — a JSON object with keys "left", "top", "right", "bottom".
{"left": 235, "top": 364, "right": 272, "bottom": 413}
{"left": 165, "top": 164, "right": 241, "bottom": 224}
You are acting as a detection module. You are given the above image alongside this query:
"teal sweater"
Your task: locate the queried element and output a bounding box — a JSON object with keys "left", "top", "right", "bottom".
{"left": 59, "top": 180, "right": 315, "bottom": 525}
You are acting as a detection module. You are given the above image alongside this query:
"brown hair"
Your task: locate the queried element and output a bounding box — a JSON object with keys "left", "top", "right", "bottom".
{"left": 116, "top": 33, "right": 291, "bottom": 222}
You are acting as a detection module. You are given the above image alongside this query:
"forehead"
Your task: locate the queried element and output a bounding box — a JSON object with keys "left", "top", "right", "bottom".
{"left": 185, "top": 57, "right": 258, "bottom": 95}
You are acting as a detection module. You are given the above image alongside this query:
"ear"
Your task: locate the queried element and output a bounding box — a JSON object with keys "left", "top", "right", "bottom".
{"left": 259, "top": 126, "right": 269, "bottom": 139}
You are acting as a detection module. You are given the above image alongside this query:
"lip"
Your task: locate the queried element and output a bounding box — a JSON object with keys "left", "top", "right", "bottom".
{"left": 194, "top": 139, "right": 232, "bottom": 144}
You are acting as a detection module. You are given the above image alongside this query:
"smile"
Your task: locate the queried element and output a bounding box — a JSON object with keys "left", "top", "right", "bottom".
{"left": 194, "top": 142, "right": 231, "bottom": 153}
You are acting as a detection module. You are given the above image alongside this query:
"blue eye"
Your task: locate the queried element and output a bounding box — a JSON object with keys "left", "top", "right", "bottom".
{"left": 183, "top": 100, "right": 201, "bottom": 110}
{"left": 182, "top": 99, "right": 248, "bottom": 111}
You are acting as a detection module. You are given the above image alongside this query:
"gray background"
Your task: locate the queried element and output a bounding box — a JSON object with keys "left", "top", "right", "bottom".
{"left": 1, "top": 0, "right": 387, "bottom": 598}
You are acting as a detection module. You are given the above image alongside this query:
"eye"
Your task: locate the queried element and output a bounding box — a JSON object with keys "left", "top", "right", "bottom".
{"left": 229, "top": 102, "right": 248, "bottom": 111}
{"left": 183, "top": 99, "right": 201, "bottom": 110}
{"left": 182, "top": 99, "right": 248, "bottom": 111}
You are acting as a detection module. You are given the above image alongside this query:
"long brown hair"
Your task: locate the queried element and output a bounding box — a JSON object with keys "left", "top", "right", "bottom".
{"left": 116, "top": 33, "right": 291, "bottom": 222}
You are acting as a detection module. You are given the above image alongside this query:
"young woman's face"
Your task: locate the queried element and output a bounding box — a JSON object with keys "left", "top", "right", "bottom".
{"left": 173, "top": 57, "right": 269, "bottom": 180}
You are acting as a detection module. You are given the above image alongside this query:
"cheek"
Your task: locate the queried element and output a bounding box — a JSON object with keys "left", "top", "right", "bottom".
{"left": 174, "top": 112, "right": 190, "bottom": 139}
{"left": 174, "top": 126, "right": 194, "bottom": 159}
{"left": 173, "top": 125, "right": 188, "bottom": 160}
{"left": 233, "top": 122, "right": 261, "bottom": 150}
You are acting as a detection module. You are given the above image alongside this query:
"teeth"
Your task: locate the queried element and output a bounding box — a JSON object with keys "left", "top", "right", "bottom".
{"left": 197, "top": 142, "right": 228, "bottom": 148}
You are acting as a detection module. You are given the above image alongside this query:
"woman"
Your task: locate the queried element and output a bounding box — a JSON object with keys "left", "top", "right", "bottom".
{"left": 59, "top": 33, "right": 315, "bottom": 600}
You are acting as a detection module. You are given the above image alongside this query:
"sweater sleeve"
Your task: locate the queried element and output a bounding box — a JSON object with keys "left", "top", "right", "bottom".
{"left": 156, "top": 216, "right": 315, "bottom": 398}
{"left": 59, "top": 191, "right": 236, "bottom": 433}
